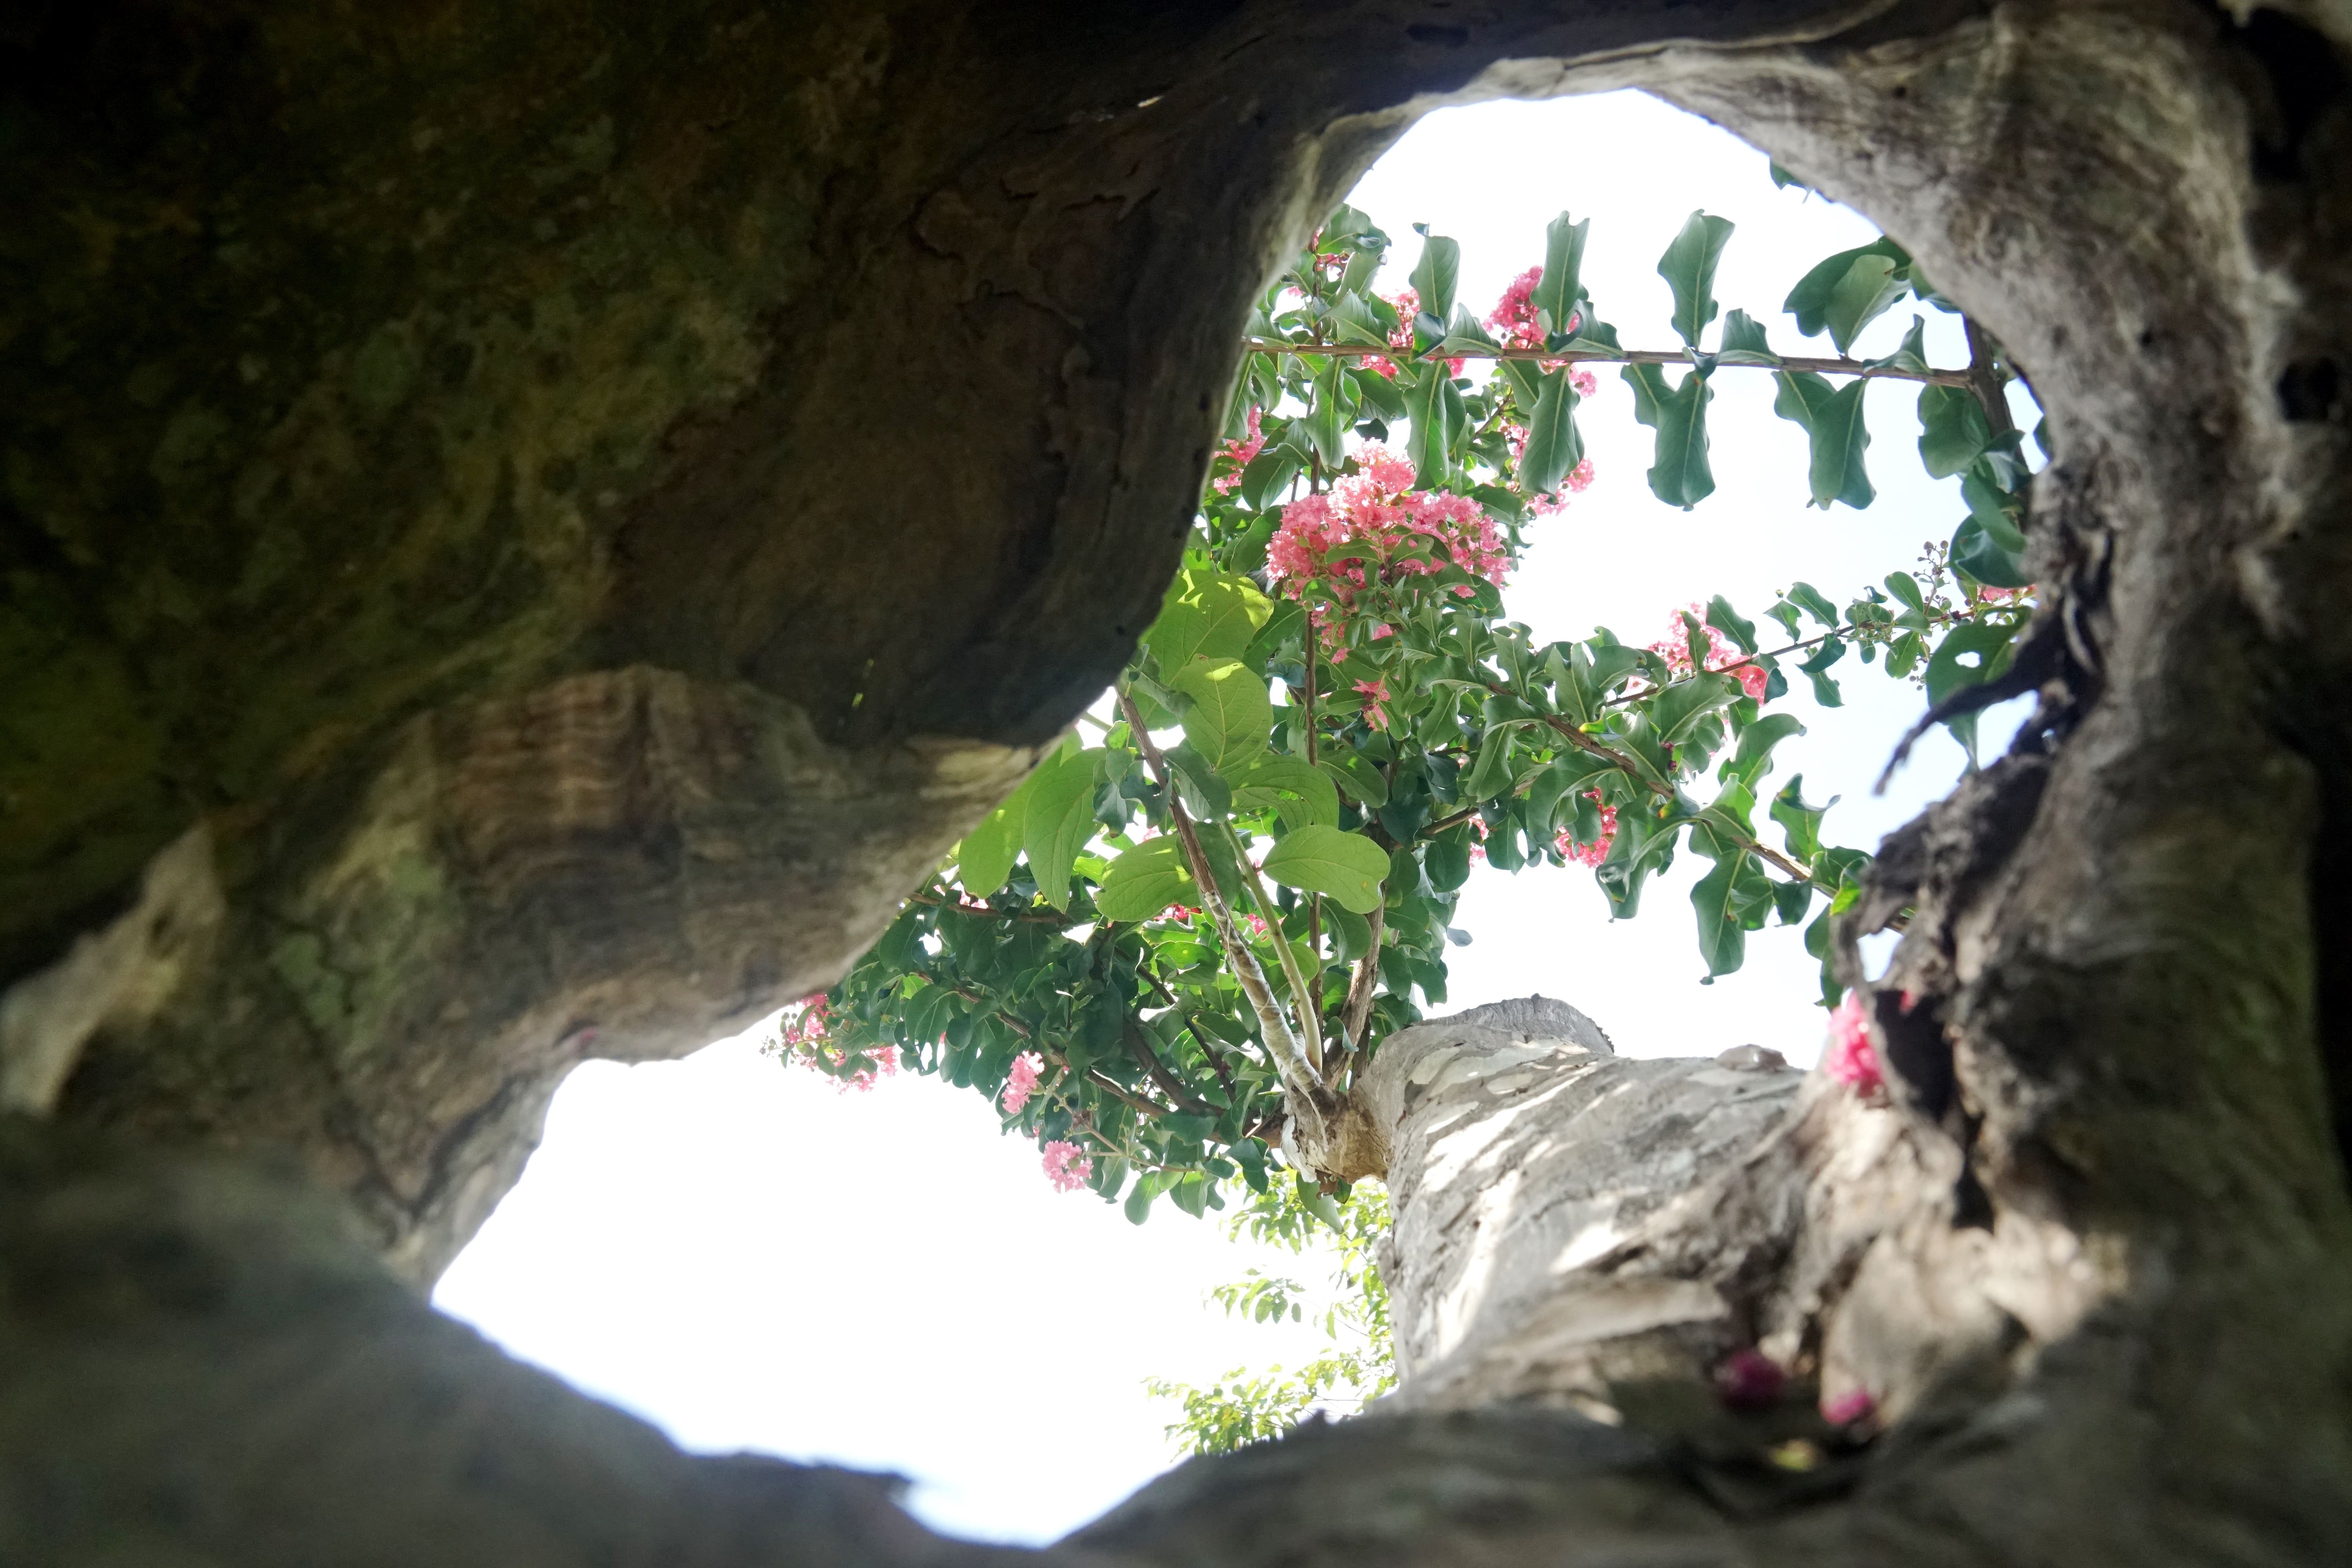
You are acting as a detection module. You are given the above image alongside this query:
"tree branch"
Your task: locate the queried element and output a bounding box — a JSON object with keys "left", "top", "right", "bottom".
{"left": 1963, "top": 317, "right": 2018, "bottom": 437}
{"left": 1242, "top": 336, "right": 1975, "bottom": 387}
{"left": 1118, "top": 689, "right": 1328, "bottom": 1117}
{"left": 1340, "top": 900, "right": 1384, "bottom": 1060}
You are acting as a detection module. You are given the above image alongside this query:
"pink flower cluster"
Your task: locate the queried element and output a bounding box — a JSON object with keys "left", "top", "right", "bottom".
{"left": 775, "top": 995, "right": 900, "bottom": 1091}
{"left": 1651, "top": 604, "right": 1770, "bottom": 701}
{"left": 1267, "top": 446, "right": 1511, "bottom": 630}
{"left": 1354, "top": 676, "right": 1391, "bottom": 732}
{"left": 1213, "top": 406, "right": 1267, "bottom": 494}
{"left": 779, "top": 994, "right": 830, "bottom": 1047}
{"left": 1504, "top": 422, "right": 1597, "bottom": 517}
{"left": 1001, "top": 1051, "right": 1044, "bottom": 1114}
{"left": 1365, "top": 288, "right": 1463, "bottom": 379}
{"left": 1553, "top": 791, "right": 1618, "bottom": 867}
{"left": 1484, "top": 265, "right": 1593, "bottom": 354}
{"left": 1041, "top": 1139, "right": 1094, "bottom": 1193}
{"left": 1822, "top": 991, "right": 1884, "bottom": 1096}
{"left": 837, "top": 1046, "right": 900, "bottom": 1093}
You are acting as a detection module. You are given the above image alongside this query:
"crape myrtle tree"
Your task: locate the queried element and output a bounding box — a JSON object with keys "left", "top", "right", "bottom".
{"left": 772, "top": 193, "right": 2042, "bottom": 1443}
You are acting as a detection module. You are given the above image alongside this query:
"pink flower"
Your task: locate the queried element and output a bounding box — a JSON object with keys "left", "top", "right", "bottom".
{"left": 1041, "top": 1139, "right": 1094, "bottom": 1193}
{"left": 1374, "top": 287, "right": 1464, "bottom": 377}
{"left": 1354, "top": 676, "right": 1392, "bottom": 732}
{"left": 1553, "top": 791, "right": 1617, "bottom": 867}
{"left": 1820, "top": 1389, "right": 1878, "bottom": 1427}
{"left": 1001, "top": 1051, "right": 1044, "bottom": 1114}
{"left": 1649, "top": 603, "right": 1770, "bottom": 701}
{"left": 1240, "top": 911, "right": 1270, "bottom": 939}
{"left": 838, "top": 1045, "right": 899, "bottom": 1093}
{"left": 1823, "top": 991, "right": 1885, "bottom": 1096}
{"left": 1714, "top": 1348, "right": 1787, "bottom": 1410}
{"left": 1484, "top": 267, "right": 1585, "bottom": 353}
{"left": 1212, "top": 406, "right": 1267, "bottom": 494}
{"left": 779, "top": 995, "right": 831, "bottom": 1047}
{"left": 1266, "top": 446, "right": 1514, "bottom": 638}
{"left": 1505, "top": 424, "right": 1598, "bottom": 517}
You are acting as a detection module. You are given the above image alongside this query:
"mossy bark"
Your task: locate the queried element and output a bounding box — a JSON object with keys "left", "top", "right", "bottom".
{"left": 5, "top": 0, "right": 2352, "bottom": 1562}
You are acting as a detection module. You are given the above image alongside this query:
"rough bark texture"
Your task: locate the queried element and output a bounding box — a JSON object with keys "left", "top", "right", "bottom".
{"left": 7, "top": 0, "right": 2352, "bottom": 1562}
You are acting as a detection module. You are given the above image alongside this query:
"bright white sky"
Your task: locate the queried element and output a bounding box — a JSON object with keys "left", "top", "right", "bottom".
{"left": 433, "top": 90, "right": 2034, "bottom": 1546}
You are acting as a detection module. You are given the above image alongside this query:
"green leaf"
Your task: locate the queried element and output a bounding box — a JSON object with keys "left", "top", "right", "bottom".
{"left": 1409, "top": 231, "right": 1461, "bottom": 324}
{"left": 1771, "top": 775, "right": 1830, "bottom": 864}
{"left": 1649, "top": 672, "right": 1741, "bottom": 742}
{"left": 1785, "top": 581, "right": 1841, "bottom": 628}
{"left": 1172, "top": 658, "right": 1272, "bottom": 773}
{"left": 1916, "top": 383, "right": 1992, "bottom": 478}
{"left": 1716, "top": 308, "right": 1778, "bottom": 364}
{"left": 1165, "top": 740, "right": 1234, "bottom": 820}
{"left": 1870, "top": 316, "right": 1929, "bottom": 374}
{"left": 1782, "top": 237, "right": 1911, "bottom": 354}
{"left": 1125, "top": 1178, "right": 1155, "bottom": 1224}
{"left": 1952, "top": 511, "right": 2032, "bottom": 588}
{"left": 1095, "top": 837, "right": 1197, "bottom": 922}
{"left": 1771, "top": 371, "right": 1875, "bottom": 510}
{"left": 1705, "top": 594, "right": 1757, "bottom": 655}
{"left": 1324, "top": 901, "right": 1373, "bottom": 964}
{"left": 1721, "top": 713, "right": 1804, "bottom": 787}
{"left": 1023, "top": 747, "right": 1103, "bottom": 909}
{"left": 1798, "top": 638, "right": 1846, "bottom": 708}
{"left": 1404, "top": 363, "right": 1454, "bottom": 488}
{"left": 1144, "top": 569, "right": 1275, "bottom": 672}
{"left": 1238, "top": 444, "right": 1303, "bottom": 509}
{"left": 1623, "top": 362, "right": 1716, "bottom": 509}
{"left": 1690, "top": 847, "right": 1755, "bottom": 978}
{"left": 1526, "top": 754, "right": 1614, "bottom": 835}
{"left": 1657, "top": 211, "right": 1736, "bottom": 348}
{"left": 1518, "top": 367, "right": 1584, "bottom": 496}
{"left": 1318, "top": 752, "right": 1389, "bottom": 807}
{"left": 1351, "top": 365, "right": 1408, "bottom": 421}
{"left": 1534, "top": 212, "right": 1591, "bottom": 327}
{"left": 1433, "top": 303, "right": 1502, "bottom": 359}
{"left": 1924, "top": 621, "right": 2018, "bottom": 710}
{"left": 1303, "top": 355, "right": 1351, "bottom": 465}
{"left": 1262, "top": 826, "right": 1388, "bottom": 915}
{"left": 1495, "top": 354, "right": 1543, "bottom": 413}
{"left": 1462, "top": 724, "right": 1518, "bottom": 803}
{"left": 1325, "top": 292, "right": 1391, "bottom": 348}
{"left": 1233, "top": 755, "right": 1341, "bottom": 829}
{"left": 1595, "top": 807, "right": 1680, "bottom": 919}
{"left": 957, "top": 794, "right": 1025, "bottom": 898}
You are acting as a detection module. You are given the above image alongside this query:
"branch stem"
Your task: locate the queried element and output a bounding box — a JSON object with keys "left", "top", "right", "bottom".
{"left": 1118, "top": 689, "right": 1325, "bottom": 1111}
{"left": 1241, "top": 337, "right": 1975, "bottom": 388}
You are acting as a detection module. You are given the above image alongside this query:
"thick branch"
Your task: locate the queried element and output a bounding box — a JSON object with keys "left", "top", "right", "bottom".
{"left": 1340, "top": 899, "right": 1384, "bottom": 1056}
{"left": 1963, "top": 317, "right": 2018, "bottom": 437}
{"left": 1118, "top": 690, "right": 1327, "bottom": 1115}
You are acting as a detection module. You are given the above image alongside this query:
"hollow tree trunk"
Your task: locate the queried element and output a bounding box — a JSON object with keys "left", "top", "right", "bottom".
{"left": 6, "top": 0, "right": 2352, "bottom": 1564}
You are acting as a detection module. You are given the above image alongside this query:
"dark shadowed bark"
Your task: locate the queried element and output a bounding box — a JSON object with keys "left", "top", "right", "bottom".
{"left": 5, "top": 0, "right": 2352, "bottom": 1562}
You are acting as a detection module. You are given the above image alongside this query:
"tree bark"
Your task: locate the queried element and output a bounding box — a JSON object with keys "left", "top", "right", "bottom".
{"left": 5, "top": 0, "right": 2352, "bottom": 1562}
